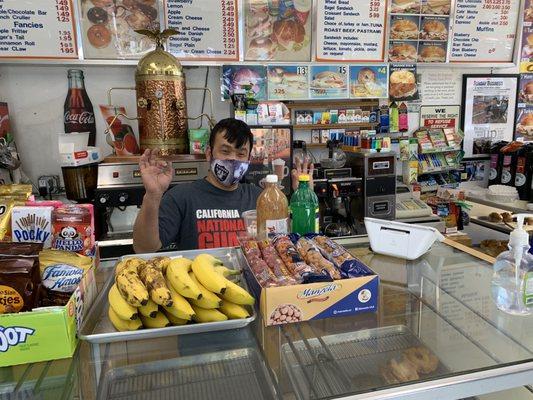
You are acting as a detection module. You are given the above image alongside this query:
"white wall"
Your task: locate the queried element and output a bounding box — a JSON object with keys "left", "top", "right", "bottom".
{"left": 0, "top": 65, "right": 230, "bottom": 184}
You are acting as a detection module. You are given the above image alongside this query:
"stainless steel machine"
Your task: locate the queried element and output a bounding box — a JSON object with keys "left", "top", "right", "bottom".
{"left": 346, "top": 152, "right": 396, "bottom": 221}
{"left": 94, "top": 155, "right": 208, "bottom": 244}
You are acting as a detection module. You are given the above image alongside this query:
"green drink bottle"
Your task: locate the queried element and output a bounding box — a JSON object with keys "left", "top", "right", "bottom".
{"left": 290, "top": 174, "right": 319, "bottom": 234}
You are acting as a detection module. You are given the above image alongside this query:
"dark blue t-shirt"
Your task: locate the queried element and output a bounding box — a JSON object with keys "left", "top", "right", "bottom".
{"left": 158, "top": 178, "right": 261, "bottom": 250}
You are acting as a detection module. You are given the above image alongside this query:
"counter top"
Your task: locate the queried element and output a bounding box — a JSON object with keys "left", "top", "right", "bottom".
{"left": 2, "top": 238, "right": 533, "bottom": 400}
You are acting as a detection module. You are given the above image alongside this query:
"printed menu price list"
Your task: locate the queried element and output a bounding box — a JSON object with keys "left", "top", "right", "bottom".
{"left": 165, "top": 0, "right": 238, "bottom": 61}
{"left": 450, "top": 0, "right": 519, "bottom": 62}
{"left": 0, "top": 0, "right": 77, "bottom": 59}
{"left": 316, "top": 0, "right": 387, "bottom": 62}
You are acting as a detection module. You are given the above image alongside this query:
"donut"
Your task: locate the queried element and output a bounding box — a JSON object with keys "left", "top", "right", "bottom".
{"left": 403, "top": 347, "right": 439, "bottom": 374}
{"left": 380, "top": 367, "right": 400, "bottom": 384}
{"left": 387, "top": 356, "right": 419, "bottom": 381}
{"left": 90, "top": 0, "right": 113, "bottom": 7}
{"left": 87, "top": 24, "right": 112, "bottom": 48}
{"left": 87, "top": 7, "right": 108, "bottom": 24}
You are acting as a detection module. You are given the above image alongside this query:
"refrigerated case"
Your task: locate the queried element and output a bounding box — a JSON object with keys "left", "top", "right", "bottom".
{"left": 248, "top": 125, "right": 293, "bottom": 195}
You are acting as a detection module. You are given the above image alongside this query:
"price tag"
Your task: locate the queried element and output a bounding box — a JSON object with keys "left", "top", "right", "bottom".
{"left": 0, "top": 0, "right": 78, "bottom": 59}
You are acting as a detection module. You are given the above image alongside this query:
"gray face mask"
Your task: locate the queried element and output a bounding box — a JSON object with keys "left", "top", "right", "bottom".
{"left": 210, "top": 158, "right": 250, "bottom": 186}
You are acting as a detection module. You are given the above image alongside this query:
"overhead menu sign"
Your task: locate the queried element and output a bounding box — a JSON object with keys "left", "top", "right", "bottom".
{"left": 450, "top": 0, "right": 520, "bottom": 63}
{"left": 0, "top": 0, "right": 78, "bottom": 59}
{"left": 316, "top": 0, "right": 388, "bottom": 62}
{"left": 164, "top": 0, "right": 239, "bottom": 61}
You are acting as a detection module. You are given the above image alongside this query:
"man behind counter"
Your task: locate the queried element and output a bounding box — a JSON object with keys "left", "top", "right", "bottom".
{"left": 133, "top": 118, "right": 312, "bottom": 253}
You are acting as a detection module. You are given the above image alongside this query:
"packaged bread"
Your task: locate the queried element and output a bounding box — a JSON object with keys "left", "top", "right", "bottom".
{"left": 258, "top": 240, "right": 297, "bottom": 285}
{"left": 271, "top": 235, "right": 317, "bottom": 280}
{"left": 311, "top": 235, "right": 373, "bottom": 277}
{"left": 241, "top": 239, "right": 278, "bottom": 287}
{"left": 38, "top": 249, "right": 92, "bottom": 306}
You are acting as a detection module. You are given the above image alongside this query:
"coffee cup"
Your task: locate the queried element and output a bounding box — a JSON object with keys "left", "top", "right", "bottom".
{"left": 272, "top": 158, "right": 289, "bottom": 182}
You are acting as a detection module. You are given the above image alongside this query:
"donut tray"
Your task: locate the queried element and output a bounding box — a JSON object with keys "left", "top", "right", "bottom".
{"left": 281, "top": 325, "right": 452, "bottom": 400}
{"left": 96, "top": 348, "right": 278, "bottom": 400}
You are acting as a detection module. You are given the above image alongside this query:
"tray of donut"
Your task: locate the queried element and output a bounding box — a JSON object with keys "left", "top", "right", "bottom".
{"left": 281, "top": 325, "right": 462, "bottom": 399}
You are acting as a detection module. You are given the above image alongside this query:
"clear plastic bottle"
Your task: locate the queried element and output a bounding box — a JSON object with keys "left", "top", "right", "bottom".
{"left": 256, "top": 174, "right": 288, "bottom": 240}
{"left": 491, "top": 214, "right": 533, "bottom": 315}
{"left": 290, "top": 174, "right": 319, "bottom": 234}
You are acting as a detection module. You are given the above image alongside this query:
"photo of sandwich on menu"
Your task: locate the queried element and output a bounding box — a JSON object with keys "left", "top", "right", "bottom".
{"left": 389, "top": 65, "right": 419, "bottom": 101}
{"left": 391, "top": 0, "right": 421, "bottom": 14}
{"left": 419, "top": 17, "right": 448, "bottom": 41}
{"left": 422, "top": 0, "right": 451, "bottom": 15}
{"left": 390, "top": 16, "right": 420, "bottom": 40}
{"left": 418, "top": 42, "right": 447, "bottom": 62}
{"left": 389, "top": 42, "right": 418, "bottom": 62}
{"left": 267, "top": 66, "right": 309, "bottom": 100}
{"left": 310, "top": 66, "right": 348, "bottom": 99}
{"left": 244, "top": 0, "right": 312, "bottom": 61}
{"left": 350, "top": 66, "right": 388, "bottom": 98}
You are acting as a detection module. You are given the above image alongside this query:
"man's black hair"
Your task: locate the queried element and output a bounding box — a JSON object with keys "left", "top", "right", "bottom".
{"left": 209, "top": 118, "right": 254, "bottom": 153}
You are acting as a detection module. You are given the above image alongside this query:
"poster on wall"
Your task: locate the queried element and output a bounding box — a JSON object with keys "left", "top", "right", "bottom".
{"left": 221, "top": 65, "right": 267, "bottom": 101}
{"left": 349, "top": 65, "right": 388, "bottom": 98}
{"left": 388, "top": 2, "right": 449, "bottom": 63}
{"left": 389, "top": 64, "right": 418, "bottom": 101}
{"left": 248, "top": 126, "right": 292, "bottom": 195}
{"left": 0, "top": 0, "right": 78, "bottom": 59}
{"left": 80, "top": 0, "right": 161, "bottom": 59}
{"left": 461, "top": 75, "right": 518, "bottom": 157}
{"left": 165, "top": 0, "right": 239, "bottom": 61}
{"left": 243, "top": 0, "right": 312, "bottom": 61}
{"left": 419, "top": 69, "right": 462, "bottom": 105}
{"left": 267, "top": 66, "right": 309, "bottom": 100}
{"left": 316, "top": 0, "right": 388, "bottom": 62}
{"left": 309, "top": 65, "right": 348, "bottom": 99}
{"left": 420, "top": 105, "right": 460, "bottom": 130}
{"left": 450, "top": 0, "right": 520, "bottom": 63}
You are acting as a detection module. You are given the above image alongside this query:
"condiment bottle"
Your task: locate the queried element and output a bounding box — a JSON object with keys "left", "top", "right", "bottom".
{"left": 256, "top": 174, "right": 289, "bottom": 240}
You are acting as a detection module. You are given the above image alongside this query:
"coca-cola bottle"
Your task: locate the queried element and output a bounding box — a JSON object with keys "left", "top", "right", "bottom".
{"left": 64, "top": 69, "right": 96, "bottom": 146}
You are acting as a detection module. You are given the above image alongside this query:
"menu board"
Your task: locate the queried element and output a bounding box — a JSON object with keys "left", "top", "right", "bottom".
{"left": 316, "top": 0, "right": 387, "bottom": 62}
{"left": 80, "top": 0, "right": 161, "bottom": 59}
{"left": 243, "top": 0, "right": 312, "bottom": 61}
{"left": 165, "top": 0, "right": 238, "bottom": 61}
{"left": 0, "top": 0, "right": 78, "bottom": 59}
{"left": 450, "top": 0, "right": 520, "bottom": 63}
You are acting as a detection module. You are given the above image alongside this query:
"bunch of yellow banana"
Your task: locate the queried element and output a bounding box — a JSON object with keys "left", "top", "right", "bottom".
{"left": 108, "top": 254, "right": 255, "bottom": 332}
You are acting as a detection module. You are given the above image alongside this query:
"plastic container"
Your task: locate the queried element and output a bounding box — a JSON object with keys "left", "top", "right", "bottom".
{"left": 242, "top": 210, "right": 257, "bottom": 238}
{"left": 256, "top": 175, "right": 289, "bottom": 240}
{"left": 364, "top": 217, "right": 445, "bottom": 260}
{"left": 290, "top": 174, "right": 319, "bottom": 235}
{"left": 491, "top": 214, "right": 533, "bottom": 315}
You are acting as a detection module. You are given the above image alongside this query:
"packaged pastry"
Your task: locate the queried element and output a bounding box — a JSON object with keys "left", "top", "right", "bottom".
{"left": 38, "top": 249, "right": 92, "bottom": 305}
{"left": 311, "top": 235, "right": 373, "bottom": 278}
{"left": 11, "top": 206, "right": 53, "bottom": 248}
{"left": 51, "top": 205, "right": 94, "bottom": 256}
{"left": 258, "top": 240, "right": 297, "bottom": 285}
{"left": 0, "top": 257, "right": 40, "bottom": 314}
{"left": 271, "top": 235, "right": 316, "bottom": 280}
{"left": 296, "top": 237, "right": 340, "bottom": 279}
{"left": 241, "top": 239, "right": 277, "bottom": 287}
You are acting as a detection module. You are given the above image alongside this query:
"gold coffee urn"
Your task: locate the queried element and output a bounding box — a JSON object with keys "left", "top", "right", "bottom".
{"left": 135, "top": 29, "right": 188, "bottom": 155}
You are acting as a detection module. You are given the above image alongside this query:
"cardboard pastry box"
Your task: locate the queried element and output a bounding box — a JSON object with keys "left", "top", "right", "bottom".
{"left": 243, "top": 258, "right": 379, "bottom": 327}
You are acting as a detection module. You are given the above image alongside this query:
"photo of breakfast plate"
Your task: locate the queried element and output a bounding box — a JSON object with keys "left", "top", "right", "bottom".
{"left": 267, "top": 66, "right": 309, "bottom": 100}
{"left": 390, "top": 16, "right": 420, "bottom": 40}
{"left": 244, "top": 0, "right": 312, "bottom": 61}
{"left": 309, "top": 66, "right": 349, "bottom": 99}
{"left": 80, "top": 0, "right": 160, "bottom": 59}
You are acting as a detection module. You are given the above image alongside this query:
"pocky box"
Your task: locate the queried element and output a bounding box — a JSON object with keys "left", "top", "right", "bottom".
{"left": 11, "top": 207, "right": 53, "bottom": 248}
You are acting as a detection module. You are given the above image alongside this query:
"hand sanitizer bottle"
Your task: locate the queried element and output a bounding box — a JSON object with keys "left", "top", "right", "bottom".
{"left": 491, "top": 214, "right": 533, "bottom": 315}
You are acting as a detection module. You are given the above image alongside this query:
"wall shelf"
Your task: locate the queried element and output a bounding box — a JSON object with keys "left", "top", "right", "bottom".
{"left": 293, "top": 122, "right": 378, "bottom": 130}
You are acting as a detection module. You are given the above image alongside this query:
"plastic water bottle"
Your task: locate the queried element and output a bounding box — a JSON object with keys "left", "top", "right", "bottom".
{"left": 290, "top": 174, "right": 319, "bottom": 234}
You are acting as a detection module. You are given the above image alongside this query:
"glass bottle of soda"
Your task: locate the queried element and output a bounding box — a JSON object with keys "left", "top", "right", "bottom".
{"left": 64, "top": 69, "right": 96, "bottom": 146}
{"left": 290, "top": 174, "right": 319, "bottom": 234}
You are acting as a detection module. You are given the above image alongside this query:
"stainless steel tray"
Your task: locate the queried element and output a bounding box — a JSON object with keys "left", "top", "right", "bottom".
{"left": 96, "top": 348, "right": 278, "bottom": 400}
{"left": 79, "top": 247, "right": 255, "bottom": 344}
{"left": 281, "top": 325, "right": 450, "bottom": 400}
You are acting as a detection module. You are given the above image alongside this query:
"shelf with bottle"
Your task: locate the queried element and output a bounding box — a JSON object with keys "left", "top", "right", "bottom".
{"left": 293, "top": 122, "right": 378, "bottom": 130}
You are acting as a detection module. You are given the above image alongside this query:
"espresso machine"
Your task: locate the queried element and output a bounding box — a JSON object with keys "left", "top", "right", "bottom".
{"left": 94, "top": 155, "right": 208, "bottom": 250}
{"left": 346, "top": 152, "right": 397, "bottom": 222}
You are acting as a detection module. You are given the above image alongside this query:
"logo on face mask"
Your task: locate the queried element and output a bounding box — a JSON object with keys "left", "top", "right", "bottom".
{"left": 214, "top": 163, "right": 230, "bottom": 182}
